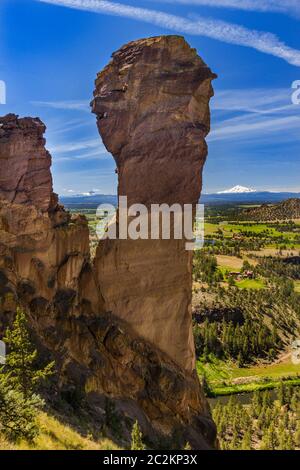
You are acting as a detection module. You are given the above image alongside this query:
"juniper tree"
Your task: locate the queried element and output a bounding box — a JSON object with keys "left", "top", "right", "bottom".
{"left": 2, "top": 308, "right": 54, "bottom": 398}
{"left": 260, "top": 423, "right": 278, "bottom": 450}
{"left": 295, "top": 420, "right": 300, "bottom": 447}
{"left": 0, "top": 308, "right": 55, "bottom": 442}
{"left": 0, "top": 376, "right": 39, "bottom": 442}
{"left": 290, "top": 389, "right": 299, "bottom": 413}
{"left": 240, "top": 429, "right": 251, "bottom": 450}
{"left": 131, "top": 421, "right": 145, "bottom": 450}
{"left": 237, "top": 352, "right": 244, "bottom": 368}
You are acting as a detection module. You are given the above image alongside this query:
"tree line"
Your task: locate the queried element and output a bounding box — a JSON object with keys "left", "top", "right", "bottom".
{"left": 193, "top": 318, "right": 281, "bottom": 365}
{"left": 213, "top": 385, "right": 300, "bottom": 450}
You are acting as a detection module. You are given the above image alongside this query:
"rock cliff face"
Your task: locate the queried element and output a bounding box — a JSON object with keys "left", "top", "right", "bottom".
{"left": 0, "top": 115, "right": 98, "bottom": 318}
{"left": 92, "top": 36, "right": 216, "bottom": 373}
{"left": 0, "top": 114, "right": 56, "bottom": 211}
{"left": 0, "top": 36, "right": 217, "bottom": 449}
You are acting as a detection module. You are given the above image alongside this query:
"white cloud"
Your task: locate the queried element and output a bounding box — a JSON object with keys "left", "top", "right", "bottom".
{"left": 47, "top": 137, "right": 110, "bottom": 161}
{"left": 53, "top": 149, "right": 108, "bottom": 162}
{"left": 212, "top": 88, "right": 293, "bottom": 113}
{"left": 48, "top": 138, "right": 101, "bottom": 153}
{"left": 209, "top": 87, "right": 300, "bottom": 142}
{"left": 209, "top": 115, "right": 300, "bottom": 141}
{"left": 37, "top": 0, "right": 300, "bottom": 66}
{"left": 150, "top": 1, "right": 300, "bottom": 18}
{"left": 32, "top": 99, "right": 90, "bottom": 111}
{"left": 208, "top": 88, "right": 300, "bottom": 143}
{"left": 48, "top": 118, "right": 95, "bottom": 135}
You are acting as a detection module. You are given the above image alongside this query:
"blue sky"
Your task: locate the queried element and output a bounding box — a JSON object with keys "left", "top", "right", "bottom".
{"left": 1, "top": 0, "right": 300, "bottom": 195}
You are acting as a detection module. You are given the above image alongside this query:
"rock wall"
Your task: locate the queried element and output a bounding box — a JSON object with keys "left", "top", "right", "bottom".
{"left": 92, "top": 36, "right": 216, "bottom": 373}
{"left": 0, "top": 36, "right": 217, "bottom": 449}
{"left": 0, "top": 114, "right": 101, "bottom": 326}
{"left": 0, "top": 114, "right": 56, "bottom": 211}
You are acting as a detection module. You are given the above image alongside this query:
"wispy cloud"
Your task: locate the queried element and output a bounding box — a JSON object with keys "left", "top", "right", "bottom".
{"left": 212, "top": 88, "right": 294, "bottom": 113}
{"left": 37, "top": 0, "right": 300, "bottom": 66}
{"left": 48, "top": 138, "right": 100, "bottom": 153}
{"left": 47, "top": 117, "right": 95, "bottom": 135}
{"left": 54, "top": 150, "right": 108, "bottom": 162}
{"left": 47, "top": 137, "right": 109, "bottom": 161}
{"left": 210, "top": 115, "right": 300, "bottom": 142}
{"left": 32, "top": 99, "right": 90, "bottom": 111}
{"left": 150, "top": 1, "right": 300, "bottom": 18}
{"left": 209, "top": 87, "right": 300, "bottom": 142}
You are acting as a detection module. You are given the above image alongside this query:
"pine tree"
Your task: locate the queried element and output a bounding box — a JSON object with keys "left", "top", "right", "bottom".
{"left": 0, "top": 308, "right": 55, "bottom": 442}
{"left": 251, "top": 390, "right": 262, "bottom": 418}
{"left": 295, "top": 420, "right": 300, "bottom": 447}
{"left": 263, "top": 424, "right": 278, "bottom": 450}
{"left": 184, "top": 442, "right": 192, "bottom": 450}
{"left": 0, "top": 376, "right": 39, "bottom": 442}
{"left": 286, "top": 432, "right": 294, "bottom": 450}
{"left": 230, "top": 429, "right": 239, "bottom": 450}
{"left": 260, "top": 430, "right": 271, "bottom": 450}
{"left": 290, "top": 389, "right": 299, "bottom": 413}
{"left": 262, "top": 391, "right": 272, "bottom": 410}
{"left": 131, "top": 421, "right": 145, "bottom": 450}
{"left": 2, "top": 308, "right": 54, "bottom": 398}
{"left": 237, "top": 352, "right": 244, "bottom": 368}
{"left": 277, "top": 381, "right": 286, "bottom": 407}
{"left": 241, "top": 429, "right": 251, "bottom": 450}
{"left": 278, "top": 429, "right": 294, "bottom": 450}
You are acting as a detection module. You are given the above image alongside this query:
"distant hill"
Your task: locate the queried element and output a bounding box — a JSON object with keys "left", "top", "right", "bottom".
{"left": 242, "top": 198, "right": 300, "bottom": 221}
{"left": 60, "top": 194, "right": 117, "bottom": 209}
{"left": 59, "top": 192, "right": 300, "bottom": 209}
{"left": 200, "top": 191, "right": 300, "bottom": 205}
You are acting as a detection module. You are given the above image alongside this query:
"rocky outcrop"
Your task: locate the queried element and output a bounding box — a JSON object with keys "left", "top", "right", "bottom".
{"left": 0, "top": 36, "right": 217, "bottom": 449}
{"left": 0, "top": 115, "right": 100, "bottom": 325}
{"left": 34, "top": 312, "right": 215, "bottom": 449}
{"left": 92, "top": 35, "right": 216, "bottom": 373}
{"left": 0, "top": 114, "right": 56, "bottom": 211}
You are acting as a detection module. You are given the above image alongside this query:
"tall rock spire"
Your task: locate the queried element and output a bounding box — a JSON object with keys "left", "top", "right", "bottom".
{"left": 92, "top": 35, "right": 216, "bottom": 373}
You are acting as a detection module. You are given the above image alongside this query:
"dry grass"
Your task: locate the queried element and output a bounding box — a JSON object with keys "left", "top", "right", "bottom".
{"left": 247, "top": 248, "right": 299, "bottom": 257}
{"left": 0, "top": 412, "right": 120, "bottom": 451}
{"left": 294, "top": 280, "right": 300, "bottom": 293}
{"left": 216, "top": 255, "right": 244, "bottom": 271}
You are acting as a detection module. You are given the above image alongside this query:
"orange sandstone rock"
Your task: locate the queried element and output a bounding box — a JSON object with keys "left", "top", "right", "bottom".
{"left": 92, "top": 36, "right": 216, "bottom": 373}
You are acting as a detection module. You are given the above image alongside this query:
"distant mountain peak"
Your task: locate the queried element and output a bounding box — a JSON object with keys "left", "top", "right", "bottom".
{"left": 217, "top": 185, "right": 256, "bottom": 194}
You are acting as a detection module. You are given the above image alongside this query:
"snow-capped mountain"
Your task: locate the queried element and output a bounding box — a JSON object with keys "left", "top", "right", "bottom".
{"left": 217, "top": 185, "right": 256, "bottom": 194}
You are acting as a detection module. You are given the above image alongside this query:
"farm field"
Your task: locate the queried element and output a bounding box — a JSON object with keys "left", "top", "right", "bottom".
{"left": 193, "top": 202, "right": 300, "bottom": 410}
{"left": 204, "top": 221, "right": 299, "bottom": 240}
{"left": 248, "top": 247, "right": 300, "bottom": 257}
{"left": 216, "top": 255, "right": 244, "bottom": 270}
{"left": 197, "top": 357, "right": 300, "bottom": 397}
{"left": 235, "top": 278, "right": 265, "bottom": 289}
